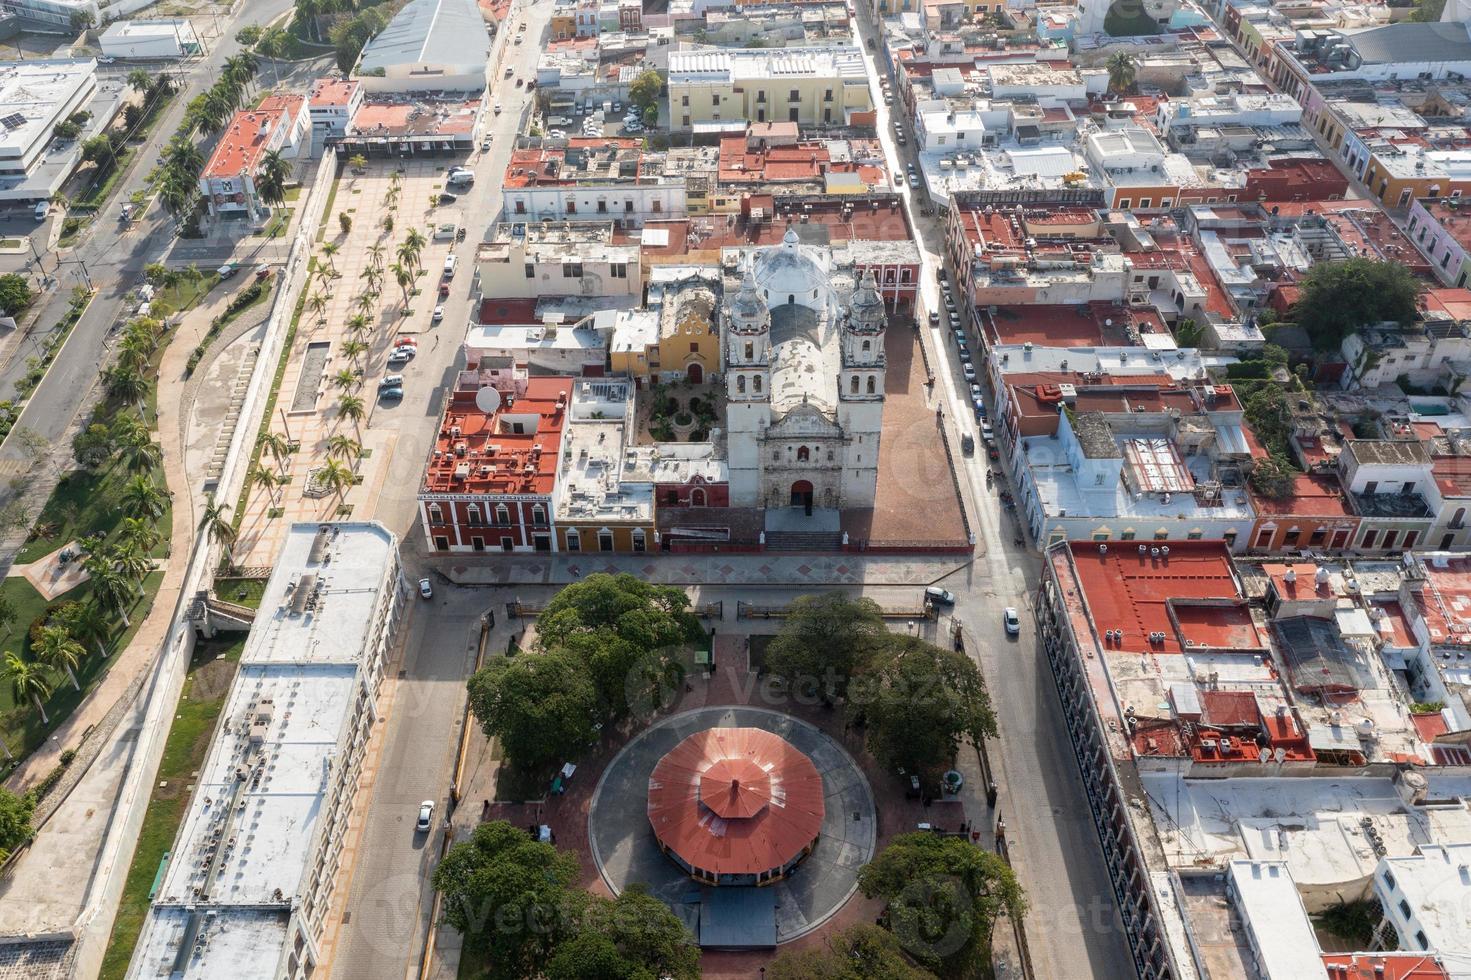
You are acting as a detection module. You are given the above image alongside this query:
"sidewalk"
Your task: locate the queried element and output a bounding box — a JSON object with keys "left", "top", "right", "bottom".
{"left": 437, "top": 551, "right": 973, "bottom": 588}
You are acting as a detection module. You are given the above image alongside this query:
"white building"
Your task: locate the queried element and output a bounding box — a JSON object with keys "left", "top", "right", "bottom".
{"left": 198, "top": 95, "right": 309, "bottom": 219}
{"left": 128, "top": 523, "right": 407, "bottom": 980}
{"left": 98, "top": 19, "right": 201, "bottom": 60}
{"left": 1, "top": 0, "right": 155, "bottom": 30}
{"left": 1226, "top": 861, "right": 1327, "bottom": 980}
{"left": 355, "top": 0, "right": 491, "bottom": 94}
{"left": 723, "top": 228, "right": 886, "bottom": 510}
{"left": 1374, "top": 843, "right": 1471, "bottom": 957}
{"left": 0, "top": 58, "right": 123, "bottom": 202}
{"left": 307, "top": 77, "right": 364, "bottom": 138}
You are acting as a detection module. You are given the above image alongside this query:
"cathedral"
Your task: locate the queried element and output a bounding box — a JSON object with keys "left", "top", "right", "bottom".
{"left": 722, "top": 227, "right": 887, "bottom": 513}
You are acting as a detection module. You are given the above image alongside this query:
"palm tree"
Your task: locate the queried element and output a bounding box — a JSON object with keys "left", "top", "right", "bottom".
{"left": 1107, "top": 52, "right": 1136, "bottom": 94}
{"left": 105, "top": 365, "right": 151, "bottom": 412}
{"left": 35, "top": 626, "right": 84, "bottom": 691}
{"left": 326, "top": 434, "right": 361, "bottom": 462}
{"left": 331, "top": 368, "right": 360, "bottom": 393}
{"left": 396, "top": 240, "right": 417, "bottom": 274}
{"left": 119, "top": 473, "right": 166, "bottom": 521}
{"left": 349, "top": 153, "right": 368, "bottom": 173}
{"left": 85, "top": 556, "right": 137, "bottom": 628}
{"left": 109, "top": 411, "right": 147, "bottom": 449}
{"left": 252, "top": 467, "right": 282, "bottom": 505}
{"left": 355, "top": 293, "right": 376, "bottom": 317}
{"left": 3, "top": 653, "right": 51, "bottom": 723}
{"left": 367, "top": 243, "right": 385, "bottom": 270}
{"left": 118, "top": 433, "right": 161, "bottom": 475}
{"left": 60, "top": 602, "right": 111, "bottom": 659}
{"left": 117, "top": 516, "right": 161, "bottom": 554}
{"left": 199, "top": 496, "right": 237, "bottom": 552}
{"left": 320, "top": 459, "right": 353, "bottom": 503}
{"left": 308, "top": 292, "right": 328, "bottom": 324}
{"left": 391, "top": 263, "right": 413, "bottom": 308}
{"left": 126, "top": 68, "right": 151, "bottom": 94}
{"left": 258, "top": 431, "right": 291, "bottom": 474}
{"left": 320, "top": 242, "right": 341, "bottom": 277}
{"left": 345, "top": 313, "right": 370, "bottom": 337}
{"left": 112, "top": 541, "right": 151, "bottom": 582}
{"left": 315, "top": 264, "right": 334, "bottom": 293}
{"left": 224, "top": 53, "right": 259, "bottom": 104}
{"left": 337, "top": 394, "right": 365, "bottom": 434}
{"left": 340, "top": 339, "right": 368, "bottom": 364}
{"left": 405, "top": 227, "right": 427, "bottom": 266}
{"left": 255, "top": 150, "right": 291, "bottom": 220}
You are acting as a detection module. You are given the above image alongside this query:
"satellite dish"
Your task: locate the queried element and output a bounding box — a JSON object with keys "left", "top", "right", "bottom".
{"left": 474, "top": 386, "right": 501, "bottom": 414}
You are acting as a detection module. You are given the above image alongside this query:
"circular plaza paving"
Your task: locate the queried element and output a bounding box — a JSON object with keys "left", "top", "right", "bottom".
{"left": 588, "top": 706, "right": 877, "bottom": 944}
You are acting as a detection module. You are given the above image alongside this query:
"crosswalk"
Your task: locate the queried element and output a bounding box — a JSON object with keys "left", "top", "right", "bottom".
{"left": 0, "top": 458, "right": 32, "bottom": 477}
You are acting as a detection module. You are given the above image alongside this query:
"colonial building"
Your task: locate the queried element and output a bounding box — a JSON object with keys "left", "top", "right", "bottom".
{"left": 723, "top": 228, "right": 885, "bottom": 512}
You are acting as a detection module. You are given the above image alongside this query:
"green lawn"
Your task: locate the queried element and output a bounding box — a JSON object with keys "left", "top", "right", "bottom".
{"left": 256, "top": 210, "right": 294, "bottom": 239}
{"left": 97, "top": 635, "right": 244, "bottom": 980}
{"left": 74, "top": 150, "right": 134, "bottom": 209}
{"left": 212, "top": 577, "right": 266, "bottom": 608}
{"left": 17, "top": 465, "right": 171, "bottom": 565}
{"left": 0, "top": 239, "right": 20, "bottom": 249}
{"left": 150, "top": 273, "right": 220, "bottom": 318}
{"left": 0, "top": 570, "right": 164, "bottom": 766}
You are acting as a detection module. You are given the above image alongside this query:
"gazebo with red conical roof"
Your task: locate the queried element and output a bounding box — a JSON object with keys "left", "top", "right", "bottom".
{"left": 647, "top": 727, "right": 825, "bottom": 886}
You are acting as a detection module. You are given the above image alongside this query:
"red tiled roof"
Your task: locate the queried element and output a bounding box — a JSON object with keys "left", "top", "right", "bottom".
{"left": 1321, "top": 954, "right": 1450, "bottom": 980}
{"left": 421, "top": 377, "right": 571, "bottom": 497}
{"left": 1433, "top": 455, "right": 1471, "bottom": 497}
{"left": 1066, "top": 540, "right": 1264, "bottom": 656}
{"left": 1249, "top": 473, "right": 1352, "bottom": 517}
{"left": 308, "top": 78, "right": 359, "bottom": 108}
{"left": 201, "top": 100, "right": 300, "bottom": 181}
{"left": 476, "top": 297, "right": 542, "bottom": 324}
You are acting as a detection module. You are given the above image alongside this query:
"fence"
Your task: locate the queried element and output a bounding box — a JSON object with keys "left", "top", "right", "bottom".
{"left": 736, "top": 599, "right": 935, "bottom": 621}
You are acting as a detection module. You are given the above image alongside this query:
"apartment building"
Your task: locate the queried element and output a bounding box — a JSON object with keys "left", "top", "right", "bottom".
{"left": 502, "top": 137, "right": 687, "bottom": 226}
{"left": 666, "top": 46, "right": 874, "bottom": 131}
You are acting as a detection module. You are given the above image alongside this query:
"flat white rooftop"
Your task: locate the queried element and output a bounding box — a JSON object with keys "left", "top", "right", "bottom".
{"left": 1227, "top": 861, "right": 1324, "bottom": 980}
{"left": 131, "top": 523, "right": 398, "bottom": 980}
{"left": 1380, "top": 843, "right": 1471, "bottom": 953}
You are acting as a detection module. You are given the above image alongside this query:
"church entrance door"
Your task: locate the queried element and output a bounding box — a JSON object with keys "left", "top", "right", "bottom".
{"left": 687, "top": 363, "right": 703, "bottom": 383}
{"left": 790, "top": 480, "right": 814, "bottom": 515}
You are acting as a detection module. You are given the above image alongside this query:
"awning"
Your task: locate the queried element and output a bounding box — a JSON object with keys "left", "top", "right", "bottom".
{"left": 692, "top": 120, "right": 748, "bottom": 134}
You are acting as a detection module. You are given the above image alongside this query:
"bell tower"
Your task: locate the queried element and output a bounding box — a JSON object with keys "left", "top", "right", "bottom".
{"left": 836, "top": 269, "right": 885, "bottom": 508}
{"left": 725, "top": 267, "right": 770, "bottom": 506}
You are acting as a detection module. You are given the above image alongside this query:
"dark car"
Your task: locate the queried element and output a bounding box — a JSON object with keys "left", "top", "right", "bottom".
{"left": 438, "top": 192, "right": 458, "bottom": 204}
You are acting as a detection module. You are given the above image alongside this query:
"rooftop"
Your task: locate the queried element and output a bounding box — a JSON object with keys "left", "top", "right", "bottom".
{"left": 667, "top": 45, "right": 868, "bottom": 83}
{"left": 346, "top": 96, "right": 478, "bottom": 139}
{"left": 356, "top": 0, "right": 490, "bottom": 78}
{"left": 421, "top": 377, "right": 571, "bottom": 497}
{"left": 0, "top": 59, "right": 95, "bottom": 156}
{"left": 555, "top": 379, "right": 654, "bottom": 524}
{"left": 201, "top": 97, "right": 304, "bottom": 181}
{"left": 308, "top": 77, "right": 361, "bottom": 108}
{"left": 132, "top": 523, "right": 399, "bottom": 980}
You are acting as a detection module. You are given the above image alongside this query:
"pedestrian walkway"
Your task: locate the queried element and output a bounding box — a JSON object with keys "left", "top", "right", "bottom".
{"left": 7, "top": 542, "right": 88, "bottom": 600}
{"left": 438, "top": 551, "right": 972, "bottom": 587}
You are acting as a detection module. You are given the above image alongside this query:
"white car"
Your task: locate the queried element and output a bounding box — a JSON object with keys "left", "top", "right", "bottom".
{"left": 432, "top": 305, "right": 445, "bottom": 322}
{"left": 481, "top": 138, "right": 491, "bottom": 151}
{"left": 925, "top": 586, "right": 957, "bottom": 606}
{"left": 418, "top": 577, "right": 433, "bottom": 599}
{"left": 1004, "top": 607, "right": 1021, "bottom": 635}
{"left": 387, "top": 346, "right": 415, "bottom": 364}
{"left": 415, "top": 800, "right": 435, "bottom": 831}
{"left": 494, "top": 103, "right": 503, "bottom": 114}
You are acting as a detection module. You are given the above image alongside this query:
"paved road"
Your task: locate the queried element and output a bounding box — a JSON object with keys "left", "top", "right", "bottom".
{"left": 0, "top": 0, "right": 299, "bottom": 482}
{"left": 846, "top": 5, "right": 1135, "bottom": 977}
{"left": 326, "top": 6, "right": 548, "bottom": 978}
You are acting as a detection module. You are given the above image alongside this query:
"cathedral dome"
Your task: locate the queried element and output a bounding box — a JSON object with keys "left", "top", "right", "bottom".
{"left": 752, "top": 225, "right": 830, "bottom": 309}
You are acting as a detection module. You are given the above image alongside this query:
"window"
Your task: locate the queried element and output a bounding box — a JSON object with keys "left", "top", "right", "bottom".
{"left": 625, "top": 200, "right": 634, "bottom": 213}
{"left": 652, "top": 200, "right": 662, "bottom": 213}
{"left": 901, "top": 269, "right": 912, "bottom": 283}
{"left": 1403, "top": 481, "right": 1417, "bottom": 496}
{"left": 566, "top": 200, "right": 576, "bottom": 214}
{"left": 1187, "top": 530, "right": 1203, "bottom": 540}
{"left": 1366, "top": 480, "right": 1379, "bottom": 495}
{"left": 565, "top": 529, "right": 580, "bottom": 551}
{"left": 1118, "top": 199, "right": 1131, "bottom": 209}
{"left": 1415, "top": 931, "right": 1429, "bottom": 951}
{"left": 690, "top": 341, "right": 699, "bottom": 353}
{"left": 1382, "top": 869, "right": 1398, "bottom": 892}
{"left": 850, "top": 375, "right": 859, "bottom": 394}
{"left": 867, "top": 376, "right": 876, "bottom": 394}
{"left": 665, "top": 490, "right": 678, "bottom": 506}
{"left": 862, "top": 340, "right": 871, "bottom": 352}
{"left": 753, "top": 376, "right": 762, "bottom": 393}
{"left": 712, "top": 94, "right": 720, "bottom": 106}
{"left": 514, "top": 200, "right": 526, "bottom": 214}
{"left": 744, "top": 341, "right": 753, "bottom": 359}
{"left": 682, "top": 115, "right": 690, "bottom": 128}
{"left": 599, "top": 531, "right": 614, "bottom": 552}
{"left": 428, "top": 504, "right": 444, "bottom": 524}
{"left": 525, "top": 263, "right": 535, "bottom": 279}
{"left": 632, "top": 530, "right": 646, "bottom": 553}
{"left": 757, "top": 90, "right": 766, "bottom": 104}
{"left": 1399, "top": 899, "right": 1413, "bottom": 920}
{"left": 681, "top": 95, "right": 689, "bottom": 107}
{"left": 738, "top": 375, "right": 746, "bottom": 393}
{"left": 597, "top": 199, "right": 608, "bottom": 214}
{"left": 1362, "top": 529, "right": 1379, "bottom": 549}
{"left": 532, "top": 504, "right": 546, "bottom": 525}
{"left": 495, "top": 504, "right": 510, "bottom": 525}
{"left": 824, "top": 88, "right": 833, "bottom": 101}
{"left": 691, "top": 487, "right": 706, "bottom": 507}
{"left": 1139, "top": 198, "right": 1151, "bottom": 208}
{"left": 789, "top": 89, "right": 800, "bottom": 102}
{"left": 611, "top": 262, "right": 627, "bottom": 278}
{"left": 1092, "top": 532, "right": 1110, "bottom": 542}
{"left": 500, "top": 537, "right": 513, "bottom": 552}
{"left": 797, "top": 446, "right": 810, "bottom": 462}
{"left": 1454, "top": 507, "right": 1466, "bottom": 528}
{"left": 1155, "top": 529, "right": 1169, "bottom": 540}
{"left": 467, "top": 504, "right": 483, "bottom": 526}
{"left": 1121, "top": 530, "right": 1136, "bottom": 541}
{"left": 1404, "top": 531, "right": 1419, "bottom": 549}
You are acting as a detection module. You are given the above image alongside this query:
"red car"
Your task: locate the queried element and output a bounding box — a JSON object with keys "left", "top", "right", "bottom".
{"left": 395, "top": 335, "right": 418, "bottom": 347}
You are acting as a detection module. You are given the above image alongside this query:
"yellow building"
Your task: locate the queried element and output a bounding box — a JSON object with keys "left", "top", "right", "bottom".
{"left": 667, "top": 46, "right": 874, "bottom": 131}
{"left": 1364, "top": 143, "right": 1471, "bottom": 209}
{"left": 610, "top": 278, "right": 720, "bottom": 384}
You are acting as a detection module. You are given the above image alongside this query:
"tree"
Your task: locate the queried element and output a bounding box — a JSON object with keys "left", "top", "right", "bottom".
{"left": 104, "top": 365, "right": 151, "bottom": 411}
{"left": 118, "top": 433, "right": 162, "bottom": 475}
{"left": 767, "top": 924, "right": 936, "bottom": 980}
{"left": 0, "top": 593, "right": 14, "bottom": 636}
{"left": 199, "top": 496, "right": 236, "bottom": 551}
{"left": 117, "top": 516, "right": 161, "bottom": 555}
{"left": 340, "top": 339, "right": 368, "bottom": 364}
{"left": 855, "top": 636, "right": 996, "bottom": 777}
{"left": 535, "top": 573, "right": 704, "bottom": 720}
{"left": 337, "top": 394, "right": 365, "bottom": 433}
{"left": 1174, "top": 317, "right": 1205, "bottom": 348}
{"left": 766, "top": 592, "right": 886, "bottom": 701}
{"left": 1410, "top": 0, "right": 1448, "bottom": 21}
{"left": 58, "top": 601, "right": 110, "bottom": 659}
{"left": 545, "top": 885, "right": 700, "bottom": 980}
{"left": 85, "top": 555, "right": 136, "bottom": 627}
{"left": 1106, "top": 52, "right": 1136, "bottom": 94}
{"left": 339, "top": 211, "right": 352, "bottom": 235}
{"left": 326, "top": 434, "right": 361, "bottom": 462}
{"left": 321, "top": 241, "right": 340, "bottom": 276}
{"left": 628, "top": 69, "right": 662, "bottom": 114}
{"left": 391, "top": 263, "right": 413, "bottom": 308}
{"left": 366, "top": 243, "right": 385, "bottom": 269}
{"left": 34, "top": 625, "right": 84, "bottom": 691}
{"left": 318, "top": 459, "right": 353, "bottom": 502}
{"left": 53, "top": 119, "right": 82, "bottom": 141}
{"left": 308, "top": 292, "right": 329, "bottom": 324}
{"left": 256, "top": 26, "right": 292, "bottom": 60}
{"left": 1242, "top": 383, "right": 1291, "bottom": 458}
{"left": 126, "top": 68, "right": 152, "bottom": 94}
{"left": 433, "top": 820, "right": 581, "bottom": 975}
{"left": 1297, "top": 257, "right": 1421, "bottom": 350}
{"left": 81, "top": 134, "right": 117, "bottom": 174}
{"left": 0, "top": 274, "right": 34, "bottom": 315}
{"left": 1249, "top": 453, "right": 1297, "bottom": 499}
{"left": 0, "top": 787, "right": 34, "bottom": 861}
{"left": 859, "top": 833, "right": 1025, "bottom": 975}
{"left": 255, "top": 150, "right": 291, "bottom": 218}
{"left": 252, "top": 466, "right": 283, "bottom": 505}
{"left": 236, "top": 24, "right": 264, "bottom": 46}
{"left": 258, "top": 431, "right": 292, "bottom": 474}
{"left": 331, "top": 368, "right": 360, "bottom": 393}
{"left": 120, "top": 473, "right": 166, "bottom": 521}
{"left": 468, "top": 650, "right": 599, "bottom": 773}
{"left": 3, "top": 652, "right": 51, "bottom": 723}
{"left": 349, "top": 153, "right": 368, "bottom": 173}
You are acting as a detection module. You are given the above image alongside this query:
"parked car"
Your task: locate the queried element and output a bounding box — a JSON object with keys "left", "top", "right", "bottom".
{"left": 418, "top": 578, "right": 434, "bottom": 599}
{"left": 438, "top": 192, "right": 457, "bottom": 204}
{"left": 481, "top": 138, "right": 492, "bottom": 151}
{"left": 494, "top": 103, "right": 503, "bottom": 114}
{"left": 925, "top": 586, "right": 957, "bottom": 606}
{"left": 969, "top": 383, "right": 983, "bottom": 402}
{"left": 216, "top": 263, "right": 237, "bottom": 279}
{"left": 505, "top": 66, "right": 514, "bottom": 77}
{"left": 908, "top": 172, "right": 921, "bottom": 187}
{"left": 928, "top": 311, "right": 940, "bottom": 328}
{"left": 394, "top": 335, "right": 418, "bottom": 347}
{"left": 379, "top": 384, "right": 404, "bottom": 400}
{"left": 415, "top": 800, "right": 435, "bottom": 831}
{"left": 962, "top": 362, "right": 976, "bottom": 382}
{"left": 980, "top": 418, "right": 995, "bottom": 441}
{"left": 1004, "top": 607, "right": 1020, "bottom": 635}
{"left": 432, "top": 305, "right": 445, "bottom": 322}
{"left": 961, "top": 433, "right": 975, "bottom": 455}
{"left": 387, "top": 348, "right": 414, "bottom": 364}
{"left": 443, "top": 255, "right": 457, "bottom": 277}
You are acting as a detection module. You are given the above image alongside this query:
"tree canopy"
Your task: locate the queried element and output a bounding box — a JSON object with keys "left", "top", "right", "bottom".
{"left": 433, "top": 820, "right": 581, "bottom": 978}
{"left": 0, "top": 274, "right": 34, "bottom": 316}
{"left": 1296, "top": 257, "right": 1421, "bottom": 350}
{"left": 859, "top": 833, "right": 1025, "bottom": 975}
{"left": 628, "top": 70, "right": 662, "bottom": 112}
{"left": 0, "top": 787, "right": 33, "bottom": 861}
{"left": 855, "top": 636, "right": 997, "bottom": 776}
{"left": 764, "top": 592, "right": 887, "bottom": 701}
{"left": 767, "top": 923, "right": 936, "bottom": 980}
{"left": 435, "top": 825, "right": 697, "bottom": 980}
{"left": 467, "top": 649, "right": 599, "bottom": 773}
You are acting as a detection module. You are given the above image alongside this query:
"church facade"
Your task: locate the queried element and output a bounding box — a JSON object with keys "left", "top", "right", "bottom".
{"left": 722, "top": 228, "right": 887, "bottom": 512}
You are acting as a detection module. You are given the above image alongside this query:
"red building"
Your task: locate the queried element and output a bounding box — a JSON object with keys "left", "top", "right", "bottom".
{"left": 418, "top": 377, "right": 572, "bottom": 553}
{"left": 1244, "top": 158, "right": 1349, "bottom": 203}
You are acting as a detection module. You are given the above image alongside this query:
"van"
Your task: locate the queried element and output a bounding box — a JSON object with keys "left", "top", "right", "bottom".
{"left": 33, "top": 201, "right": 48, "bottom": 222}
{"left": 442, "top": 254, "right": 457, "bottom": 278}
{"left": 447, "top": 169, "right": 473, "bottom": 186}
